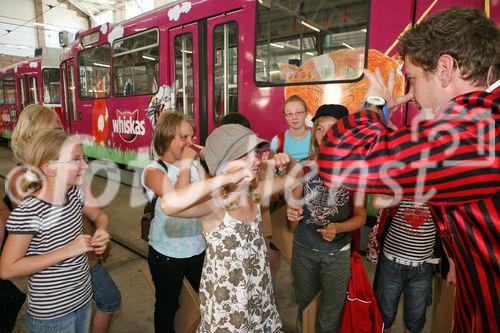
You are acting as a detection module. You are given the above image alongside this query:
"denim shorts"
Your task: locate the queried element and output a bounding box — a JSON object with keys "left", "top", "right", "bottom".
{"left": 91, "top": 262, "right": 121, "bottom": 314}
{"left": 25, "top": 301, "right": 91, "bottom": 333}
{"left": 374, "top": 254, "right": 433, "bottom": 333}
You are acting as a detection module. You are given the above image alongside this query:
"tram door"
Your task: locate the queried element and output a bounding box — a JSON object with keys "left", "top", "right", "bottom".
{"left": 168, "top": 23, "right": 200, "bottom": 140}
{"left": 168, "top": 11, "right": 242, "bottom": 144}
{"left": 61, "top": 60, "right": 79, "bottom": 133}
{"left": 206, "top": 12, "right": 241, "bottom": 136}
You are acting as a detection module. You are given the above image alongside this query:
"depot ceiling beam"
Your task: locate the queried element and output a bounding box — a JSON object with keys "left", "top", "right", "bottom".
{"left": 65, "top": 0, "right": 96, "bottom": 25}
{"left": 82, "top": 0, "right": 117, "bottom": 6}
{"left": 56, "top": 0, "right": 90, "bottom": 20}
{"left": 34, "top": 0, "right": 46, "bottom": 47}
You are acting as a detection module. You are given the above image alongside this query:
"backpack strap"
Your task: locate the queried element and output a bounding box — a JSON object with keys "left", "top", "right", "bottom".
{"left": 276, "top": 131, "right": 285, "bottom": 153}
{"left": 150, "top": 159, "right": 169, "bottom": 205}
{"left": 156, "top": 159, "right": 169, "bottom": 174}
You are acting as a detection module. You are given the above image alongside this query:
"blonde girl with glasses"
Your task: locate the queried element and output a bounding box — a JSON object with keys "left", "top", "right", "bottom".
{"left": 270, "top": 95, "right": 311, "bottom": 161}
{"left": 268, "top": 95, "right": 312, "bottom": 287}
{"left": 0, "top": 104, "right": 62, "bottom": 331}
{"left": 0, "top": 129, "right": 110, "bottom": 333}
{"left": 6, "top": 104, "right": 120, "bottom": 333}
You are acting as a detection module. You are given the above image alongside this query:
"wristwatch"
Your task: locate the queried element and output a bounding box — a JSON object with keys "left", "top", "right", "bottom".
{"left": 363, "top": 96, "right": 389, "bottom": 122}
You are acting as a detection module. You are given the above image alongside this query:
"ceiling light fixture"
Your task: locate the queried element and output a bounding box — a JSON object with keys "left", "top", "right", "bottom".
{"left": 300, "top": 20, "right": 320, "bottom": 32}
{"left": 342, "top": 42, "right": 355, "bottom": 50}
{"left": 93, "top": 62, "right": 110, "bottom": 68}
{"left": 0, "top": 44, "right": 31, "bottom": 49}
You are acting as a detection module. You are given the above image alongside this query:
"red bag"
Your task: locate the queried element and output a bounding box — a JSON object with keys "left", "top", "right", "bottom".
{"left": 339, "top": 231, "right": 384, "bottom": 333}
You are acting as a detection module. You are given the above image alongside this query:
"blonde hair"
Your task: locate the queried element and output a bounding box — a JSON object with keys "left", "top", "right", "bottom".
{"left": 153, "top": 111, "right": 195, "bottom": 156}
{"left": 11, "top": 104, "right": 61, "bottom": 163}
{"left": 282, "top": 95, "right": 308, "bottom": 115}
{"left": 21, "top": 129, "right": 70, "bottom": 196}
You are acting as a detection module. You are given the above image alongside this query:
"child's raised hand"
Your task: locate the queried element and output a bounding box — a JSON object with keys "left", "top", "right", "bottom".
{"left": 90, "top": 228, "right": 111, "bottom": 255}
{"left": 317, "top": 223, "right": 337, "bottom": 241}
{"left": 273, "top": 153, "right": 291, "bottom": 172}
{"left": 98, "top": 247, "right": 110, "bottom": 262}
{"left": 287, "top": 205, "right": 303, "bottom": 222}
{"left": 66, "top": 234, "right": 93, "bottom": 257}
{"left": 222, "top": 160, "right": 255, "bottom": 184}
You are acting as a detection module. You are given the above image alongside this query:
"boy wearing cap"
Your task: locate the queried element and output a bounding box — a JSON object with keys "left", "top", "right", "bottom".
{"left": 160, "top": 124, "right": 302, "bottom": 333}
{"left": 287, "top": 105, "right": 366, "bottom": 333}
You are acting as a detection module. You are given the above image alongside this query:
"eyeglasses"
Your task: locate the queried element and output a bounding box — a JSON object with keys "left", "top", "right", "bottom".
{"left": 284, "top": 110, "right": 306, "bottom": 118}
{"left": 50, "top": 157, "right": 88, "bottom": 165}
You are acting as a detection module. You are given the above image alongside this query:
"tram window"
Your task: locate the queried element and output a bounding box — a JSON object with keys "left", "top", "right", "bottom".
{"left": 255, "top": 0, "right": 369, "bottom": 85}
{"left": 68, "top": 64, "right": 78, "bottom": 121}
{"left": 28, "top": 76, "right": 39, "bottom": 104}
{"left": 42, "top": 68, "right": 61, "bottom": 104}
{"left": 3, "top": 76, "right": 16, "bottom": 104}
{"left": 113, "top": 28, "right": 159, "bottom": 97}
{"left": 78, "top": 44, "right": 111, "bottom": 99}
{"left": 0, "top": 78, "right": 3, "bottom": 104}
{"left": 174, "top": 33, "right": 194, "bottom": 118}
{"left": 213, "top": 21, "right": 238, "bottom": 123}
{"left": 18, "top": 77, "right": 26, "bottom": 108}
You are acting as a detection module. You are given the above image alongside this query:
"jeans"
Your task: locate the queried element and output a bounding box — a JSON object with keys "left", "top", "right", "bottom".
{"left": 148, "top": 246, "right": 205, "bottom": 333}
{"left": 25, "top": 302, "right": 91, "bottom": 333}
{"left": 91, "top": 262, "right": 121, "bottom": 314}
{"left": 374, "top": 254, "right": 433, "bottom": 333}
{"left": 291, "top": 242, "right": 351, "bottom": 333}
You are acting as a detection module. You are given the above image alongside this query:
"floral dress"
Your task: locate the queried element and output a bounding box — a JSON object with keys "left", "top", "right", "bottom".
{"left": 197, "top": 208, "right": 282, "bottom": 333}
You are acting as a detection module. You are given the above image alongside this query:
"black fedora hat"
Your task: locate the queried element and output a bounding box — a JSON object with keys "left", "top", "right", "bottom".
{"left": 312, "top": 104, "right": 349, "bottom": 122}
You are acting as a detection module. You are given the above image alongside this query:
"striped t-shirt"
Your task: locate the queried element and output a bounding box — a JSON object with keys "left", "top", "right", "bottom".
{"left": 7, "top": 186, "right": 92, "bottom": 319}
{"left": 383, "top": 199, "right": 436, "bottom": 262}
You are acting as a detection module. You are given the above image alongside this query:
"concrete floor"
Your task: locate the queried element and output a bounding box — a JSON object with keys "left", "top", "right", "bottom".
{"left": 0, "top": 141, "right": 434, "bottom": 333}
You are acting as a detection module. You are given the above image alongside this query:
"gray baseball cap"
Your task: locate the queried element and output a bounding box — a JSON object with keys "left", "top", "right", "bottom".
{"left": 204, "top": 124, "right": 268, "bottom": 176}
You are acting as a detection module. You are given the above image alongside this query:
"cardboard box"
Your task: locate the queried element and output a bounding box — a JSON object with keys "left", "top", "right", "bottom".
{"left": 269, "top": 201, "right": 295, "bottom": 260}
{"left": 142, "top": 263, "right": 201, "bottom": 333}
{"left": 302, "top": 293, "right": 321, "bottom": 333}
{"left": 175, "top": 278, "right": 201, "bottom": 333}
{"left": 431, "top": 276, "right": 456, "bottom": 333}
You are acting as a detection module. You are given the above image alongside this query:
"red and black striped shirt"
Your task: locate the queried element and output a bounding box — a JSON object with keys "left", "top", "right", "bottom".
{"left": 317, "top": 88, "right": 500, "bottom": 333}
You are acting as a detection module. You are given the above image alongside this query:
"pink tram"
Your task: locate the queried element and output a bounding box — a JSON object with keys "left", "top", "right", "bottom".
{"left": 0, "top": 47, "right": 62, "bottom": 139}
{"left": 2, "top": 0, "right": 497, "bottom": 167}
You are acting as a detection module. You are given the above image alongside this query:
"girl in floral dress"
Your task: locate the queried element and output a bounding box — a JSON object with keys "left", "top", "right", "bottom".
{"left": 160, "top": 124, "right": 301, "bottom": 332}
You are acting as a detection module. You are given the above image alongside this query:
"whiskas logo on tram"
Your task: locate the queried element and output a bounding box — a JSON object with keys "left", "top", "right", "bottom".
{"left": 112, "top": 109, "right": 146, "bottom": 142}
